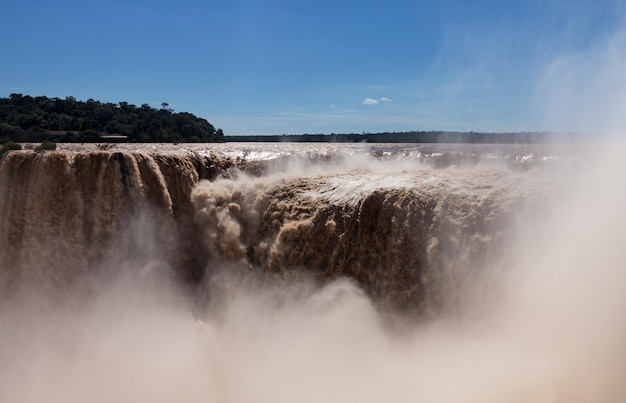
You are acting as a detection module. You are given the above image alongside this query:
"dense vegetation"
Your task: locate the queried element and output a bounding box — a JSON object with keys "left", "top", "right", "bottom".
{"left": 0, "top": 94, "right": 224, "bottom": 143}
{"left": 0, "top": 140, "right": 22, "bottom": 158}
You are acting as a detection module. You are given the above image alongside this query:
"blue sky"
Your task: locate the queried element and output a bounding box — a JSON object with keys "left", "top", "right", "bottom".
{"left": 1, "top": 0, "right": 624, "bottom": 135}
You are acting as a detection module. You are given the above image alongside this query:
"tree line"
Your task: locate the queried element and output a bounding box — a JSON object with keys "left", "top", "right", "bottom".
{"left": 0, "top": 94, "right": 224, "bottom": 143}
{"left": 226, "top": 131, "right": 581, "bottom": 144}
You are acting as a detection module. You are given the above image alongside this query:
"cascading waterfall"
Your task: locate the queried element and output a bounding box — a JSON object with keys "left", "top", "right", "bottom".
{"left": 191, "top": 167, "right": 551, "bottom": 312}
{"left": 0, "top": 143, "right": 553, "bottom": 309}
{"left": 1, "top": 142, "right": 624, "bottom": 403}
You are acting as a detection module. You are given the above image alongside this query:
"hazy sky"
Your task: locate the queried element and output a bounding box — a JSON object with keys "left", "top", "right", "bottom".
{"left": 1, "top": 0, "right": 624, "bottom": 135}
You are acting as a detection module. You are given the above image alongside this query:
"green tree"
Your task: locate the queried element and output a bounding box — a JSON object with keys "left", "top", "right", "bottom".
{"left": 0, "top": 95, "right": 224, "bottom": 143}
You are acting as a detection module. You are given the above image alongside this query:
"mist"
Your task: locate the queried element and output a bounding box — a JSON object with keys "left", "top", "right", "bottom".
{"left": 536, "top": 22, "right": 626, "bottom": 136}
{"left": 0, "top": 138, "right": 623, "bottom": 403}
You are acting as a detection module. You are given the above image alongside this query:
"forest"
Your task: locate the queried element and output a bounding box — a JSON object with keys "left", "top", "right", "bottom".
{"left": 0, "top": 94, "right": 224, "bottom": 143}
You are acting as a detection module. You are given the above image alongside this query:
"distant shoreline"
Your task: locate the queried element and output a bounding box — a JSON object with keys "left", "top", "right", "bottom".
{"left": 225, "top": 131, "right": 585, "bottom": 144}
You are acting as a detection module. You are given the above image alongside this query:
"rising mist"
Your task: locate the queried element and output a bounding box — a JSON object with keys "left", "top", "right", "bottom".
{"left": 0, "top": 139, "right": 624, "bottom": 402}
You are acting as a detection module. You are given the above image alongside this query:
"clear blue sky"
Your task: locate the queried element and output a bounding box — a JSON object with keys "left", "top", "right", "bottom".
{"left": 1, "top": 0, "right": 624, "bottom": 135}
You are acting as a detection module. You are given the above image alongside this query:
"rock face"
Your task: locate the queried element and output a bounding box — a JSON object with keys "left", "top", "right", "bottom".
{"left": 0, "top": 144, "right": 552, "bottom": 311}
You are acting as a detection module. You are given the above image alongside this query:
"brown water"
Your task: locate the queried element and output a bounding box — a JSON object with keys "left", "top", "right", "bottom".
{"left": 1, "top": 142, "right": 624, "bottom": 402}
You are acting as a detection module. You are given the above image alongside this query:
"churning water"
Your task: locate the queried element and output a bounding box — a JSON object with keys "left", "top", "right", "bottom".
{"left": 0, "top": 142, "right": 624, "bottom": 402}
